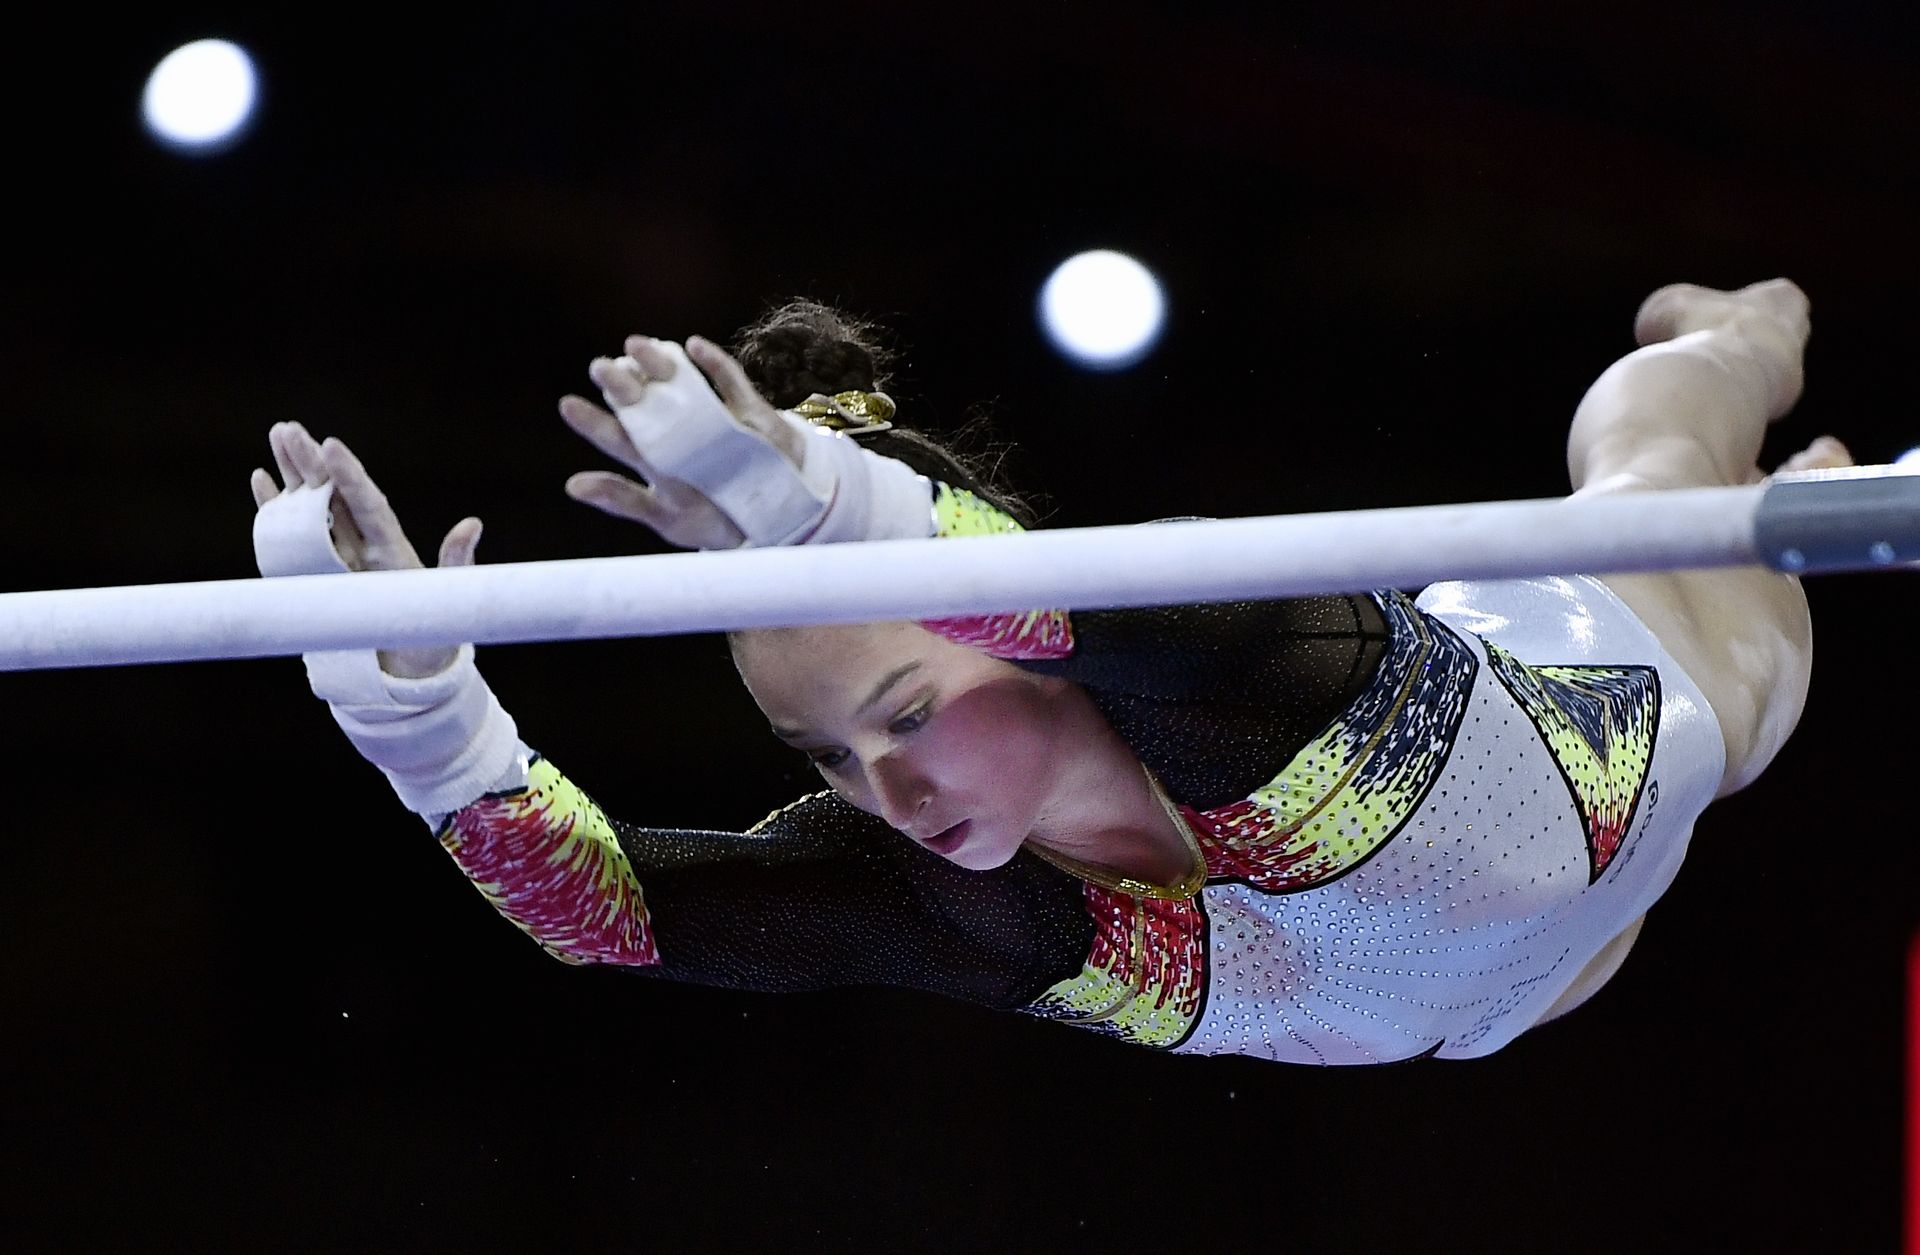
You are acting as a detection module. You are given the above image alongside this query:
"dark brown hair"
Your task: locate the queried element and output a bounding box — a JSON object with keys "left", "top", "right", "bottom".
{"left": 730, "top": 299, "right": 1044, "bottom": 529}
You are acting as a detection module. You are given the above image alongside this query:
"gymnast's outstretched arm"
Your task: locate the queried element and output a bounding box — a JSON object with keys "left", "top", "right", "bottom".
{"left": 248, "top": 420, "right": 1093, "bottom": 1006}
{"left": 561, "top": 333, "right": 1395, "bottom": 706}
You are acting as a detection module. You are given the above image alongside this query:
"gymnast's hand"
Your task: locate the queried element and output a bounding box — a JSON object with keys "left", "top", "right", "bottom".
{"left": 558, "top": 335, "right": 811, "bottom": 550}
{"left": 249, "top": 421, "right": 483, "bottom": 679}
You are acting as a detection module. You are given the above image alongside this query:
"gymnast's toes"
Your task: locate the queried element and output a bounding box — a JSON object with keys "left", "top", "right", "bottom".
{"left": 1776, "top": 434, "right": 1854, "bottom": 473}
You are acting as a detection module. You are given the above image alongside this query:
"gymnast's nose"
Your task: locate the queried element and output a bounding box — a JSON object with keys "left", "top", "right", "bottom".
{"left": 868, "top": 752, "right": 933, "bottom": 832}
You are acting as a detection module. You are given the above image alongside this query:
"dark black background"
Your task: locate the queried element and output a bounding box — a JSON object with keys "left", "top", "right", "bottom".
{"left": 2, "top": 2, "right": 1914, "bottom": 1250}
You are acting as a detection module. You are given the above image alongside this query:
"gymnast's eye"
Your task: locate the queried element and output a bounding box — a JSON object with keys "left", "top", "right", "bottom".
{"left": 806, "top": 705, "right": 930, "bottom": 771}
{"left": 889, "top": 704, "right": 931, "bottom": 735}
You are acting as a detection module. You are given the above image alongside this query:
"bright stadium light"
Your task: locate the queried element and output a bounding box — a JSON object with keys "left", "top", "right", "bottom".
{"left": 142, "top": 39, "right": 259, "bottom": 153}
{"left": 1038, "top": 249, "right": 1167, "bottom": 371}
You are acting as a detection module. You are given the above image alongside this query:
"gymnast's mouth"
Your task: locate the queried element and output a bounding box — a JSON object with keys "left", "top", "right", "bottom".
{"left": 924, "top": 820, "right": 971, "bottom": 855}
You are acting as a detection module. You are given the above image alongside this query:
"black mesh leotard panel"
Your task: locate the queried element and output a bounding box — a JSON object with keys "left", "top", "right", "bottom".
{"left": 585, "top": 590, "right": 1390, "bottom": 1004}
{"left": 1015, "top": 593, "right": 1392, "bottom": 809}
{"left": 608, "top": 789, "right": 1096, "bottom": 1008}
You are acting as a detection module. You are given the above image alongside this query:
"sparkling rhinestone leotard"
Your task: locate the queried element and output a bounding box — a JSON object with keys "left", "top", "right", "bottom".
{"left": 432, "top": 485, "right": 1724, "bottom": 1064}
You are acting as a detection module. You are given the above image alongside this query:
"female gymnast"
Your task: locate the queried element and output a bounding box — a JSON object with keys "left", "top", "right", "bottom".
{"left": 249, "top": 281, "right": 1849, "bottom": 1065}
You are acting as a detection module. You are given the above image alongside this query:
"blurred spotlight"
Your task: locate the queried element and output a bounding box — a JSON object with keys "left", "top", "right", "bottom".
{"left": 1038, "top": 250, "right": 1166, "bottom": 371}
{"left": 1895, "top": 446, "right": 1920, "bottom": 472}
{"left": 142, "top": 39, "right": 259, "bottom": 153}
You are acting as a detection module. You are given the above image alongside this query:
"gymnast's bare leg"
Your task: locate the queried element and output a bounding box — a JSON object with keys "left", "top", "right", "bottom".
{"left": 1537, "top": 279, "right": 1845, "bottom": 1024}
{"left": 1568, "top": 277, "right": 1845, "bottom": 800}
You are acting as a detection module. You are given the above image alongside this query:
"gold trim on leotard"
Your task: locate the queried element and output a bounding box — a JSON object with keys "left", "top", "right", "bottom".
{"left": 1025, "top": 765, "right": 1207, "bottom": 901}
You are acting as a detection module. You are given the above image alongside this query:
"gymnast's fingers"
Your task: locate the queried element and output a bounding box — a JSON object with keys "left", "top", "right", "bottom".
{"left": 250, "top": 467, "right": 279, "bottom": 508}
{"left": 267, "top": 423, "right": 306, "bottom": 490}
{"left": 625, "top": 336, "right": 679, "bottom": 380}
{"left": 437, "top": 517, "right": 483, "bottom": 568}
{"left": 685, "top": 335, "right": 804, "bottom": 466}
{"left": 564, "top": 470, "right": 668, "bottom": 527}
{"left": 684, "top": 335, "right": 760, "bottom": 413}
{"left": 587, "top": 354, "right": 649, "bottom": 408}
{"left": 319, "top": 437, "right": 424, "bottom": 571}
{"left": 558, "top": 392, "right": 649, "bottom": 471}
{"left": 279, "top": 422, "right": 331, "bottom": 489}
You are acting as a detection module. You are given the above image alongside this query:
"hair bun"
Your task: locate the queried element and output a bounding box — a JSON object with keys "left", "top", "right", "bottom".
{"left": 733, "top": 300, "right": 889, "bottom": 408}
{"left": 730, "top": 296, "right": 1044, "bottom": 529}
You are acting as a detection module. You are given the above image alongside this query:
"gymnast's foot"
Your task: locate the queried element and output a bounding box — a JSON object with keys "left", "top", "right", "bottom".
{"left": 1631, "top": 278, "right": 1810, "bottom": 421}
{"left": 1779, "top": 434, "right": 1854, "bottom": 473}
{"left": 1746, "top": 434, "right": 1854, "bottom": 484}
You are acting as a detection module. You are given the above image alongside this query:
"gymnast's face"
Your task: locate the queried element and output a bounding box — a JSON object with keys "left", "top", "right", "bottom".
{"left": 731, "top": 622, "right": 1080, "bottom": 871}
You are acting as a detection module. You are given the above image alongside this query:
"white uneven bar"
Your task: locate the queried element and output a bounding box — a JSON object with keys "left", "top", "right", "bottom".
{"left": 0, "top": 485, "right": 1785, "bottom": 672}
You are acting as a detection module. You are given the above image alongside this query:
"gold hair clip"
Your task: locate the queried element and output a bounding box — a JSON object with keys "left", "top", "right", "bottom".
{"left": 791, "top": 390, "right": 896, "bottom": 436}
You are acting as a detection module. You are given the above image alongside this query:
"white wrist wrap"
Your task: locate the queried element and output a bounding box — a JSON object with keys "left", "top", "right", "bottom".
{"left": 608, "top": 341, "right": 935, "bottom": 547}
{"left": 251, "top": 481, "right": 522, "bottom": 816}
{"left": 782, "top": 418, "right": 938, "bottom": 544}
{"left": 610, "top": 342, "right": 834, "bottom": 545}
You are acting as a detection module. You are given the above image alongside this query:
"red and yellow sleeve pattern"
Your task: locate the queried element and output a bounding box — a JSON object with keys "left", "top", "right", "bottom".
{"left": 918, "top": 483, "right": 1075, "bottom": 661}
{"left": 436, "top": 757, "right": 659, "bottom": 966}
